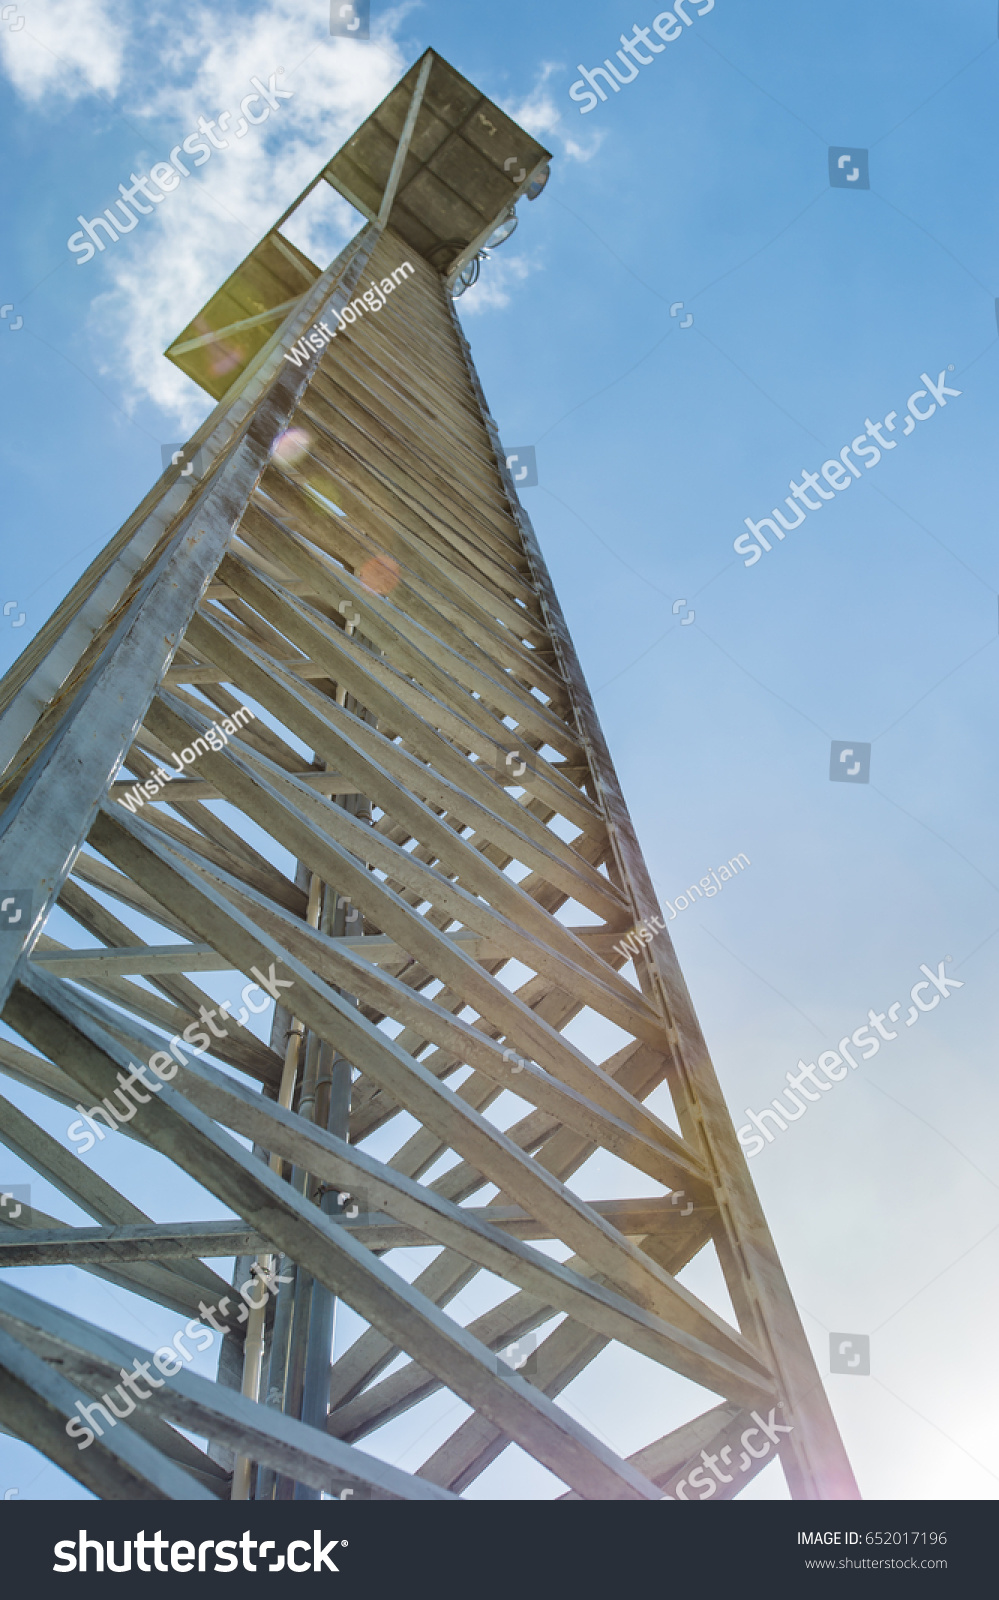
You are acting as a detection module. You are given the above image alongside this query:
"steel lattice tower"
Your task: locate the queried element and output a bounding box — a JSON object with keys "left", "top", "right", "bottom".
{"left": 0, "top": 50, "right": 857, "bottom": 1501}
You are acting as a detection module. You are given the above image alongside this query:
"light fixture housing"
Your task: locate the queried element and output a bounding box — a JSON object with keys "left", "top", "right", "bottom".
{"left": 451, "top": 256, "right": 482, "bottom": 297}
{"left": 526, "top": 164, "right": 550, "bottom": 201}
{"left": 483, "top": 207, "right": 518, "bottom": 250}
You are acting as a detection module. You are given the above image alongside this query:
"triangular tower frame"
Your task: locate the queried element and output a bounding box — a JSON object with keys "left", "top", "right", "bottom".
{"left": 0, "top": 49, "right": 857, "bottom": 1502}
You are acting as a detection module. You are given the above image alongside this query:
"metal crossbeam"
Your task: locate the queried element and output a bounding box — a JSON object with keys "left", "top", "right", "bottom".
{"left": 0, "top": 1197, "right": 712, "bottom": 1266}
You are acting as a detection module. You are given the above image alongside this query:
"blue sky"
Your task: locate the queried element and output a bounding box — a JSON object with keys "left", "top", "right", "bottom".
{"left": 1, "top": 0, "right": 997, "bottom": 1501}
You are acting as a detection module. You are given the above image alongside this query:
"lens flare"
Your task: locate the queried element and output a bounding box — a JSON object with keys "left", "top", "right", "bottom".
{"left": 271, "top": 427, "right": 311, "bottom": 465}
{"left": 357, "top": 554, "right": 400, "bottom": 595}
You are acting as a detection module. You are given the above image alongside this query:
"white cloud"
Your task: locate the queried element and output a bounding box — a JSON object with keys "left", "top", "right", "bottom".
{"left": 17, "top": 0, "right": 557, "bottom": 420}
{"left": 0, "top": 0, "right": 128, "bottom": 102}
{"left": 456, "top": 252, "right": 536, "bottom": 315}
{"left": 79, "top": 1, "right": 413, "bottom": 425}
{"left": 502, "top": 61, "right": 605, "bottom": 166}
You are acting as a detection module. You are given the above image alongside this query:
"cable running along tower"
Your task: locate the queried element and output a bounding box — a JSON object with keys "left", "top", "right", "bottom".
{"left": 0, "top": 50, "right": 857, "bottom": 1501}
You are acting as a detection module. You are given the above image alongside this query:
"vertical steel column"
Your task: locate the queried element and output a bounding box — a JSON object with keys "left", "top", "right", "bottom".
{"left": 292, "top": 691, "right": 372, "bottom": 1496}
